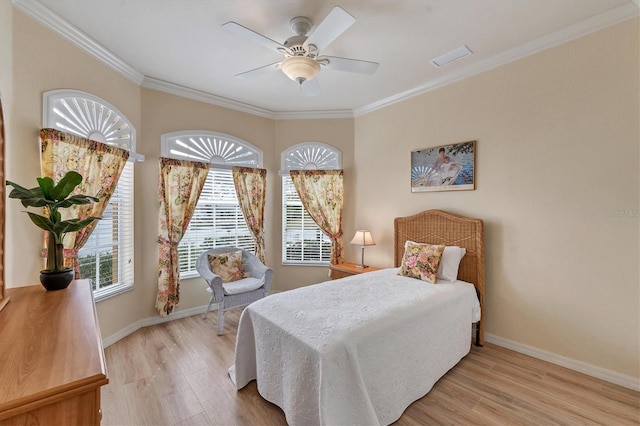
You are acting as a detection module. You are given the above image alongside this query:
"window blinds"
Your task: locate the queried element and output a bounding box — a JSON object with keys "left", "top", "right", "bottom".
{"left": 178, "top": 168, "right": 255, "bottom": 274}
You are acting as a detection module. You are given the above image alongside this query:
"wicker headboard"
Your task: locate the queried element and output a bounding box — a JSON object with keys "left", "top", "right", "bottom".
{"left": 394, "top": 209, "right": 485, "bottom": 345}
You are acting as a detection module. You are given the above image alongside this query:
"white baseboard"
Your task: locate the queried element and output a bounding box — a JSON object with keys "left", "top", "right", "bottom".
{"left": 101, "top": 293, "right": 286, "bottom": 348}
{"left": 102, "top": 303, "right": 216, "bottom": 348}
{"left": 485, "top": 333, "right": 640, "bottom": 391}
{"left": 103, "top": 308, "right": 639, "bottom": 391}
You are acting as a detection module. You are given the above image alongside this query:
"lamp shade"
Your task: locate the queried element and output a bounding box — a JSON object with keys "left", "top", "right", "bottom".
{"left": 350, "top": 230, "right": 375, "bottom": 246}
{"left": 280, "top": 56, "right": 321, "bottom": 84}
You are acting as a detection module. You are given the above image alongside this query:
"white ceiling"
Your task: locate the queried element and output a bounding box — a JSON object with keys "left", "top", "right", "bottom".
{"left": 17, "top": 0, "right": 638, "bottom": 117}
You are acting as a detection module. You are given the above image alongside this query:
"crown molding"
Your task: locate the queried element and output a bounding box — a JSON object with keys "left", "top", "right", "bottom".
{"left": 141, "top": 76, "right": 275, "bottom": 119}
{"left": 12, "top": 0, "right": 144, "bottom": 85}
{"left": 12, "top": 0, "right": 638, "bottom": 120}
{"left": 273, "top": 109, "right": 353, "bottom": 120}
{"left": 354, "top": 1, "right": 640, "bottom": 117}
{"left": 141, "top": 77, "right": 353, "bottom": 120}
{"left": 11, "top": 0, "right": 353, "bottom": 120}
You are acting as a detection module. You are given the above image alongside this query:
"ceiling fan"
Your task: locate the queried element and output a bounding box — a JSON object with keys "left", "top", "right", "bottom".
{"left": 222, "top": 6, "right": 379, "bottom": 96}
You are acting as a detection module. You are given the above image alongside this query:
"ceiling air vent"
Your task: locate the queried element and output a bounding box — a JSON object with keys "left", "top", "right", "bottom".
{"left": 430, "top": 45, "right": 473, "bottom": 67}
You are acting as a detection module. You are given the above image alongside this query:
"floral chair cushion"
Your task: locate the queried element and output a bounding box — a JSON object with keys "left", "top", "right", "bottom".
{"left": 397, "top": 242, "right": 445, "bottom": 283}
{"left": 208, "top": 250, "right": 246, "bottom": 283}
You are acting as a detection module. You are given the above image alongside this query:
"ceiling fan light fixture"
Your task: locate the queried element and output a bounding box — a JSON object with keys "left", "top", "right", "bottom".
{"left": 280, "top": 56, "right": 321, "bottom": 84}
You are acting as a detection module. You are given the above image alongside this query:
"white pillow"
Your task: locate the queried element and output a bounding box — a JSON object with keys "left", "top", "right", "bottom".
{"left": 438, "top": 246, "right": 466, "bottom": 282}
{"left": 404, "top": 241, "right": 466, "bottom": 282}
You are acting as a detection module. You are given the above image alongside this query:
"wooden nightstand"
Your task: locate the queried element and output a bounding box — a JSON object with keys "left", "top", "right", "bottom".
{"left": 329, "top": 262, "right": 382, "bottom": 280}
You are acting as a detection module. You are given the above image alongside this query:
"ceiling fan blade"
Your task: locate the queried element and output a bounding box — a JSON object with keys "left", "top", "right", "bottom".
{"left": 322, "top": 56, "right": 379, "bottom": 75}
{"left": 235, "top": 62, "right": 281, "bottom": 79}
{"left": 303, "top": 6, "right": 355, "bottom": 51}
{"left": 301, "top": 78, "right": 321, "bottom": 97}
{"left": 222, "top": 22, "right": 287, "bottom": 53}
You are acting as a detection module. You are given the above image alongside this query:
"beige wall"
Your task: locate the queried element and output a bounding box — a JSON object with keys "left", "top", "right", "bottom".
{"left": 6, "top": 8, "right": 144, "bottom": 337}
{"left": 273, "top": 118, "right": 355, "bottom": 291}
{"left": 4, "top": 4, "right": 637, "bottom": 381}
{"left": 137, "top": 88, "right": 276, "bottom": 319}
{"left": 0, "top": 0, "right": 12, "bottom": 124}
{"left": 0, "top": 0, "right": 12, "bottom": 300}
{"left": 3, "top": 7, "right": 356, "bottom": 338}
{"left": 354, "top": 19, "right": 639, "bottom": 378}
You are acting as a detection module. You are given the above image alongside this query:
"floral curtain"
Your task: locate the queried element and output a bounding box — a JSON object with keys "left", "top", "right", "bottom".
{"left": 157, "top": 157, "right": 209, "bottom": 316}
{"left": 232, "top": 167, "right": 267, "bottom": 264}
{"left": 40, "top": 128, "right": 130, "bottom": 277}
{"left": 290, "top": 169, "right": 344, "bottom": 265}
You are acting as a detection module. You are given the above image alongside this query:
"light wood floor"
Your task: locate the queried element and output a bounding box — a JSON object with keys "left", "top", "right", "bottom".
{"left": 102, "top": 308, "right": 639, "bottom": 425}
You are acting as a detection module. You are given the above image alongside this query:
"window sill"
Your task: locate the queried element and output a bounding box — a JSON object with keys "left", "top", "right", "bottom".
{"left": 180, "top": 271, "right": 200, "bottom": 280}
{"left": 282, "top": 262, "right": 330, "bottom": 267}
{"left": 94, "top": 283, "right": 134, "bottom": 303}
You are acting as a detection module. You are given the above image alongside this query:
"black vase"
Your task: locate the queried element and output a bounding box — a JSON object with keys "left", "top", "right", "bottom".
{"left": 39, "top": 269, "right": 74, "bottom": 291}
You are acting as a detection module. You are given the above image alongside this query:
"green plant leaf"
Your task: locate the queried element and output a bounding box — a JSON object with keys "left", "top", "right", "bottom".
{"left": 22, "top": 197, "right": 48, "bottom": 208}
{"left": 51, "top": 210, "right": 62, "bottom": 224}
{"left": 26, "top": 212, "right": 56, "bottom": 234}
{"left": 9, "top": 173, "right": 101, "bottom": 245}
{"left": 50, "top": 171, "right": 82, "bottom": 200}
{"left": 7, "top": 180, "right": 33, "bottom": 196}
{"left": 6, "top": 181, "right": 47, "bottom": 207}
{"left": 58, "top": 194, "right": 100, "bottom": 208}
{"left": 53, "top": 217, "right": 100, "bottom": 234}
{"left": 36, "top": 177, "right": 54, "bottom": 200}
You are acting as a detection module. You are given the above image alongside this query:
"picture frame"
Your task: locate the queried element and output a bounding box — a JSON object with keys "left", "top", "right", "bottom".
{"left": 411, "top": 140, "right": 476, "bottom": 193}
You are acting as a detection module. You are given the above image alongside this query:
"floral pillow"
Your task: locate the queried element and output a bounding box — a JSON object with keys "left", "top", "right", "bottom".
{"left": 208, "top": 250, "right": 246, "bottom": 283}
{"left": 397, "top": 242, "right": 445, "bottom": 283}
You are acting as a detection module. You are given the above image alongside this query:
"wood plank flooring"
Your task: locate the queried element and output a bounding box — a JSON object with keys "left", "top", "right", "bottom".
{"left": 102, "top": 308, "right": 639, "bottom": 425}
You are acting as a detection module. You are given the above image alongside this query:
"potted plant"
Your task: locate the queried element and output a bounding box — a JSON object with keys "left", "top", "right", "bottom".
{"left": 7, "top": 171, "right": 100, "bottom": 291}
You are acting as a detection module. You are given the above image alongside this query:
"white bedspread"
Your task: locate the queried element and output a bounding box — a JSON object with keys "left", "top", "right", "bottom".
{"left": 230, "top": 268, "right": 481, "bottom": 426}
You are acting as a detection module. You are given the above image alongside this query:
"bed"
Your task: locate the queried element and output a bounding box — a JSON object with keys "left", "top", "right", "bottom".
{"left": 230, "top": 209, "right": 485, "bottom": 425}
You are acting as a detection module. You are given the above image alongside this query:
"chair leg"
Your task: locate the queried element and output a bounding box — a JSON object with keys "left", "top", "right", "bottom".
{"left": 203, "top": 295, "right": 215, "bottom": 319}
{"left": 217, "top": 304, "right": 225, "bottom": 336}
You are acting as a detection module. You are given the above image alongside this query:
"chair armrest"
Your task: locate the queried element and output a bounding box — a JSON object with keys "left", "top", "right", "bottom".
{"left": 243, "top": 252, "right": 273, "bottom": 294}
{"left": 205, "top": 274, "right": 225, "bottom": 301}
{"left": 262, "top": 268, "right": 274, "bottom": 294}
{"left": 196, "top": 257, "right": 225, "bottom": 301}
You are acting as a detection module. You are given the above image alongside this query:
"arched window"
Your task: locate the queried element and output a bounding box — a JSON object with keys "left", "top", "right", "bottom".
{"left": 43, "top": 89, "right": 138, "bottom": 154}
{"left": 281, "top": 142, "right": 341, "bottom": 264}
{"left": 43, "top": 89, "right": 141, "bottom": 300}
{"left": 161, "top": 131, "right": 263, "bottom": 275}
{"left": 161, "top": 130, "right": 262, "bottom": 166}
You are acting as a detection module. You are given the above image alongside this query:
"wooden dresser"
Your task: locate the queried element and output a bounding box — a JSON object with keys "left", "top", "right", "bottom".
{"left": 0, "top": 279, "right": 108, "bottom": 425}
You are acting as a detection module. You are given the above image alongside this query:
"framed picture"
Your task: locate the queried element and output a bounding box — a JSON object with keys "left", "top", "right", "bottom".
{"left": 411, "top": 140, "right": 476, "bottom": 193}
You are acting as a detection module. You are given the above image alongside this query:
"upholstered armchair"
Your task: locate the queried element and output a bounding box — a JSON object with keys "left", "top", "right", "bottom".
{"left": 197, "top": 246, "right": 273, "bottom": 335}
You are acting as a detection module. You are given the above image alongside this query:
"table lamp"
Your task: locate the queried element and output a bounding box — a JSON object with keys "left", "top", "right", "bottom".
{"left": 350, "top": 230, "right": 376, "bottom": 268}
